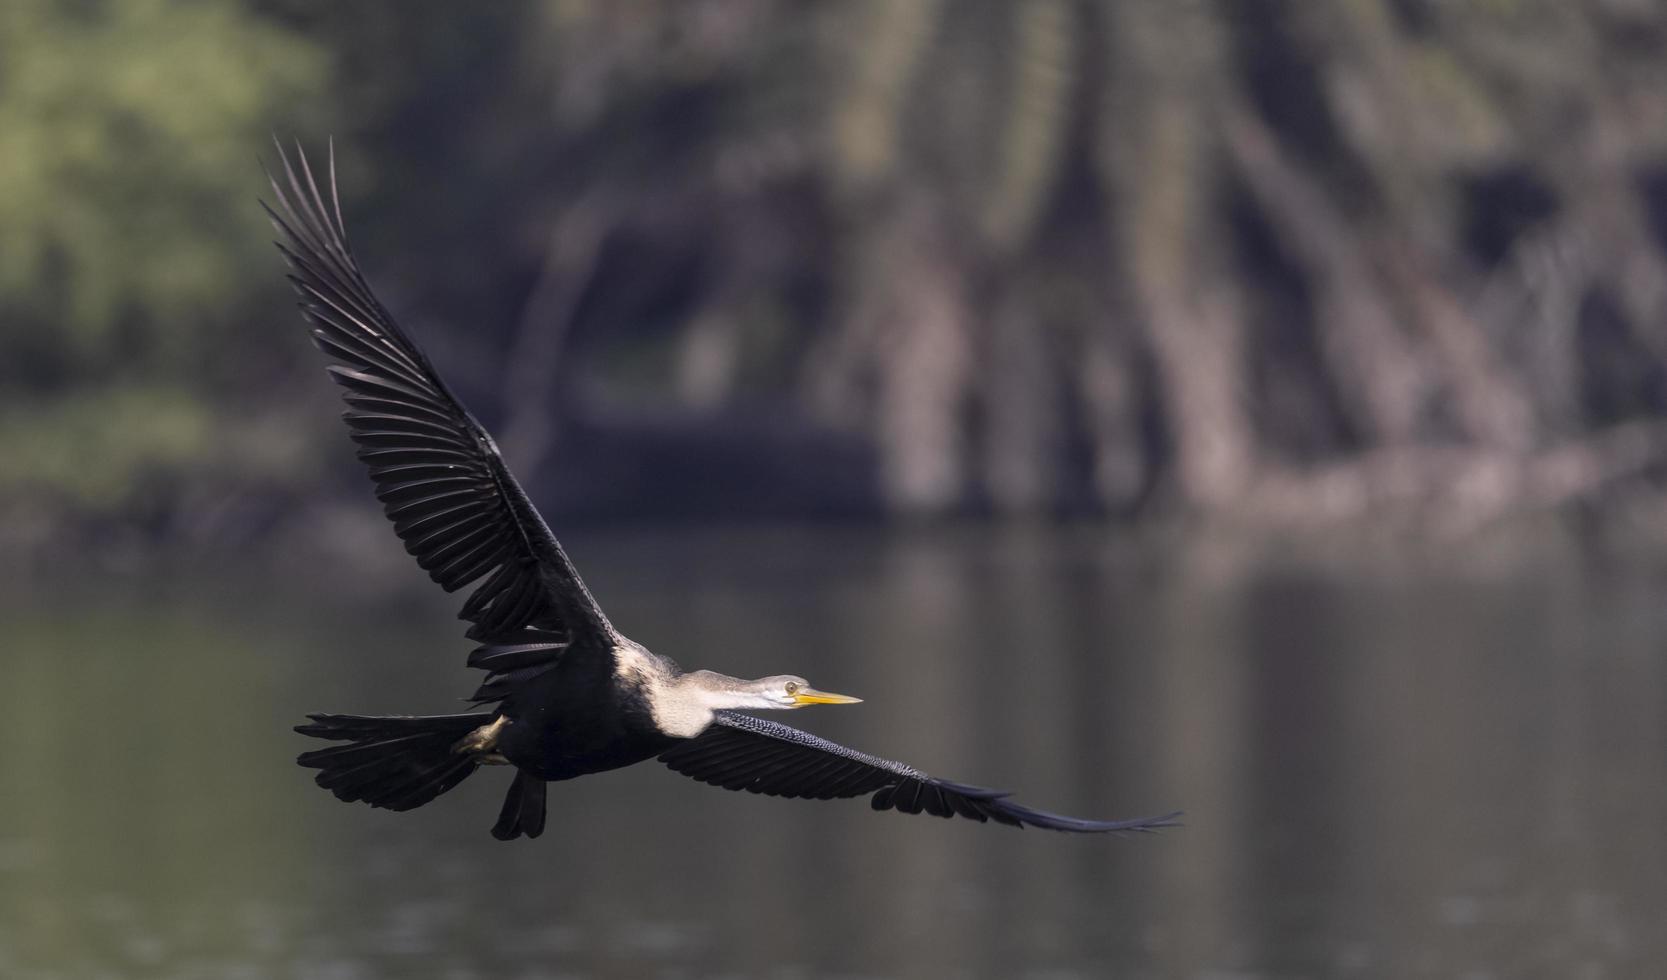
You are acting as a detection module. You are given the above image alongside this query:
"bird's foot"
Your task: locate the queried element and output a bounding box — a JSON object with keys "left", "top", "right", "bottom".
{"left": 453, "top": 715, "right": 510, "bottom": 759}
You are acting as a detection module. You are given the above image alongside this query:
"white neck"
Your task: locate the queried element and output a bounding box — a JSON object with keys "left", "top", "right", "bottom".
{"left": 654, "top": 670, "right": 778, "bottom": 737}
{"left": 613, "top": 642, "right": 765, "bottom": 738}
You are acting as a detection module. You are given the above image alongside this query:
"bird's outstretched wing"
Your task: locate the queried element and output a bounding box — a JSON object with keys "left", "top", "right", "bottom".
{"left": 658, "top": 711, "right": 1182, "bottom": 833}
{"left": 264, "top": 141, "right": 612, "bottom": 680}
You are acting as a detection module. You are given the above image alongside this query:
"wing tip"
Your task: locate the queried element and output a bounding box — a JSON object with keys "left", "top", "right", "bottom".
{"left": 1003, "top": 803, "right": 1186, "bottom": 834}
{"left": 873, "top": 776, "right": 1184, "bottom": 834}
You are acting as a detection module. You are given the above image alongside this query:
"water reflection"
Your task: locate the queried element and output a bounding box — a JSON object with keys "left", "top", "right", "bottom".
{"left": 1, "top": 525, "right": 1663, "bottom": 977}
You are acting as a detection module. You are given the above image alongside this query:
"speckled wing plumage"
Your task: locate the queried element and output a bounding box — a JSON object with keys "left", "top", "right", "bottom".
{"left": 659, "top": 711, "right": 1183, "bottom": 833}
{"left": 264, "top": 142, "right": 609, "bottom": 696}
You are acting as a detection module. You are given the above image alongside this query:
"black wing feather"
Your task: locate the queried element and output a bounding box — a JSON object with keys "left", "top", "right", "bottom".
{"left": 658, "top": 712, "right": 1182, "bottom": 834}
{"left": 264, "top": 141, "right": 614, "bottom": 672}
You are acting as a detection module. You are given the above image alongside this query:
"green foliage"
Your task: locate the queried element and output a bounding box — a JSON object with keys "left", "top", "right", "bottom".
{"left": 0, "top": 0, "right": 328, "bottom": 368}
{"left": 0, "top": 0, "right": 333, "bottom": 524}
{"left": 0, "top": 384, "right": 212, "bottom": 507}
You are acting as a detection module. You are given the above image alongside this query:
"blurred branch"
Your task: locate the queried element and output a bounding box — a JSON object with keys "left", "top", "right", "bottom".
{"left": 498, "top": 193, "right": 607, "bottom": 479}
{"left": 1239, "top": 419, "right": 1667, "bottom": 531}
{"left": 1224, "top": 106, "right": 1428, "bottom": 445}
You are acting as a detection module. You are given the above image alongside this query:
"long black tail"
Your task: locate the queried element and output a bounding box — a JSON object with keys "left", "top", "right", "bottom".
{"left": 296, "top": 712, "right": 490, "bottom": 812}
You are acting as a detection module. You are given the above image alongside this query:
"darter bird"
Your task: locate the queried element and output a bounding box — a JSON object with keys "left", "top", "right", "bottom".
{"left": 266, "top": 142, "right": 1181, "bottom": 841}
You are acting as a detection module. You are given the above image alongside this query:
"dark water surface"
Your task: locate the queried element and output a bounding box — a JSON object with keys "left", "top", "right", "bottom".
{"left": 3, "top": 525, "right": 1665, "bottom": 978}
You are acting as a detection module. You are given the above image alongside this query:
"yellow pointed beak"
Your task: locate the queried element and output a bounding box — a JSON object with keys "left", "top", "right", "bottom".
{"left": 792, "top": 688, "right": 863, "bottom": 706}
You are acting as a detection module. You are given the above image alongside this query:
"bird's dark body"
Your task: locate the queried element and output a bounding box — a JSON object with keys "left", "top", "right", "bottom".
{"left": 271, "top": 141, "right": 1180, "bottom": 840}
{"left": 497, "top": 645, "right": 678, "bottom": 781}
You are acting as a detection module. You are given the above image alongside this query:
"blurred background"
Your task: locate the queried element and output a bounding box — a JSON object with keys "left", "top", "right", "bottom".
{"left": 4, "top": 2, "right": 1667, "bottom": 978}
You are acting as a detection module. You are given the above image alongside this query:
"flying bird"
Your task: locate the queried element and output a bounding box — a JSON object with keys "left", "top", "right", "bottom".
{"left": 265, "top": 142, "right": 1181, "bottom": 841}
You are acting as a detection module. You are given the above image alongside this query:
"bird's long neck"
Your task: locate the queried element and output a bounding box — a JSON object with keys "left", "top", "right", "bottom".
{"left": 648, "top": 670, "right": 754, "bottom": 739}
{"left": 614, "top": 640, "right": 743, "bottom": 739}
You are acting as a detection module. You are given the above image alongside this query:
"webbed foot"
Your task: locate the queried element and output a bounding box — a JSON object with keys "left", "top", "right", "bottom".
{"left": 452, "top": 715, "right": 510, "bottom": 760}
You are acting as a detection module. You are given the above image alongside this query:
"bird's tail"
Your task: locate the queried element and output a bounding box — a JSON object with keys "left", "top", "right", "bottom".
{"left": 492, "top": 770, "right": 548, "bottom": 841}
{"left": 295, "top": 711, "right": 491, "bottom": 812}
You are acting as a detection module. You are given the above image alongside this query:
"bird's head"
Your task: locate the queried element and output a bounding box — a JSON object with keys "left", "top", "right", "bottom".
{"left": 732, "top": 674, "right": 864, "bottom": 711}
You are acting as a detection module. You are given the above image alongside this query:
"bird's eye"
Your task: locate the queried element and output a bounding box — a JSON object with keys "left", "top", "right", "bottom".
{"left": 785, "top": 681, "right": 799, "bottom": 695}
